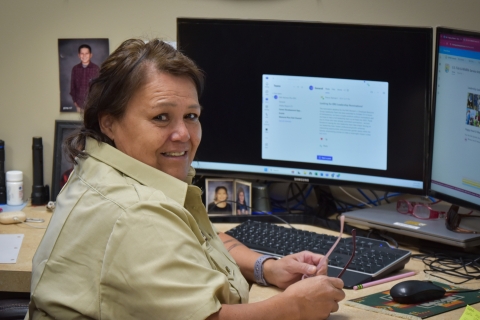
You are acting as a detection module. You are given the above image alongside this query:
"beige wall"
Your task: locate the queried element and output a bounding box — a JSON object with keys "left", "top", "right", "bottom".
{"left": 0, "top": 0, "right": 479, "bottom": 201}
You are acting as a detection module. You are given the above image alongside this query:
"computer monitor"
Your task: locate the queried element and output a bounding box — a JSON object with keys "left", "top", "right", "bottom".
{"left": 177, "top": 18, "right": 432, "bottom": 194}
{"left": 429, "top": 27, "right": 480, "bottom": 212}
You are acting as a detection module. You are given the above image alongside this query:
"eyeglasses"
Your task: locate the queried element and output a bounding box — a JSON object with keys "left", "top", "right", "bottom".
{"left": 396, "top": 200, "right": 446, "bottom": 220}
{"left": 337, "top": 229, "right": 356, "bottom": 279}
{"left": 302, "top": 216, "right": 356, "bottom": 279}
{"left": 446, "top": 205, "right": 480, "bottom": 234}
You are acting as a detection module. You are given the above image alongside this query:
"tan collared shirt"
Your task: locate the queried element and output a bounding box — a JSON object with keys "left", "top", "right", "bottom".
{"left": 28, "top": 138, "right": 249, "bottom": 320}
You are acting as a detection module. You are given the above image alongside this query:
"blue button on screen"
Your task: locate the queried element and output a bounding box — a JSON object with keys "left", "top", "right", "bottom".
{"left": 317, "top": 155, "right": 333, "bottom": 161}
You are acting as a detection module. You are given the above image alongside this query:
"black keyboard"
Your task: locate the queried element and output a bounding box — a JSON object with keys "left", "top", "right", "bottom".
{"left": 225, "top": 220, "right": 411, "bottom": 288}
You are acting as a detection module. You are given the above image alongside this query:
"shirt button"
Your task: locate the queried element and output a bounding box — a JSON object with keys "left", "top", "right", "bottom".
{"left": 226, "top": 266, "right": 231, "bottom": 273}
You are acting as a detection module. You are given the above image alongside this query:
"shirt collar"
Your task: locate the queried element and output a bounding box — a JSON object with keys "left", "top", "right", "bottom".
{"left": 83, "top": 62, "right": 95, "bottom": 68}
{"left": 85, "top": 137, "right": 195, "bottom": 206}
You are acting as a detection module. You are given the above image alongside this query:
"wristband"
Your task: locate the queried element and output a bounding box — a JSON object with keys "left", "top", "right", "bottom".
{"left": 254, "top": 255, "right": 276, "bottom": 286}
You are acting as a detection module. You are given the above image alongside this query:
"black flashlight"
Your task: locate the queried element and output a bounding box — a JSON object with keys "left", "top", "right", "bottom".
{"left": 0, "top": 140, "right": 6, "bottom": 204}
{"left": 31, "top": 137, "right": 49, "bottom": 205}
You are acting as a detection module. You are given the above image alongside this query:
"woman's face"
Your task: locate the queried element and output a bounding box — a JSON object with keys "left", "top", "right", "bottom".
{"left": 100, "top": 69, "right": 201, "bottom": 181}
{"left": 238, "top": 191, "right": 245, "bottom": 203}
{"left": 216, "top": 189, "right": 228, "bottom": 202}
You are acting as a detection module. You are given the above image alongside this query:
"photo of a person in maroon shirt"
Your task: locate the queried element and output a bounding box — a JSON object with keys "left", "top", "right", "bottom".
{"left": 58, "top": 38, "right": 109, "bottom": 113}
{"left": 70, "top": 44, "right": 100, "bottom": 112}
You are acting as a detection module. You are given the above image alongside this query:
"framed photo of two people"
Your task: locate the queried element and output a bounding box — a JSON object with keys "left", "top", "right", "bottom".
{"left": 206, "top": 179, "right": 252, "bottom": 215}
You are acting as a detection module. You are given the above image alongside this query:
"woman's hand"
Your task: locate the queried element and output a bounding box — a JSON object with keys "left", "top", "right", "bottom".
{"left": 207, "top": 273, "right": 345, "bottom": 320}
{"left": 263, "top": 251, "right": 328, "bottom": 289}
{"left": 282, "top": 274, "right": 345, "bottom": 320}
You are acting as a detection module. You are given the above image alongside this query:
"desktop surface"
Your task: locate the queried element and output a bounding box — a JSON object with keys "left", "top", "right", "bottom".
{"left": 0, "top": 205, "right": 51, "bottom": 292}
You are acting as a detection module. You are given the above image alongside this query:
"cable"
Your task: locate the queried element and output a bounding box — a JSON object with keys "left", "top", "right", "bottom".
{"left": 291, "top": 183, "right": 314, "bottom": 211}
{"left": 357, "top": 189, "right": 376, "bottom": 206}
{"left": 269, "top": 182, "right": 313, "bottom": 214}
{"left": 268, "top": 182, "right": 309, "bottom": 204}
{"left": 22, "top": 222, "right": 47, "bottom": 229}
{"left": 314, "top": 187, "right": 365, "bottom": 212}
{"left": 261, "top": 214, "right": 296, "bottom": 229}
{"left": 369, "top": 190, "right": 381, "bottom": 206}
{"left": 213, "top": 200, "right": 296, "bottom": 229}
{"left": 412, "top": 252, "right": 480, "bottom": 284}
{"left": 377, "top": 233, "right": 398, "bottom": 249}
{"left": 338, "top": 187, "right": 373, "bottom": 208}
{"left": 384, "top": 192, "right": 391, "bottom": 203}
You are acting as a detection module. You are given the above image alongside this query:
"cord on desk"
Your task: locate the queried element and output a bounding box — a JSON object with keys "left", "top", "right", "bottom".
{"left": 24, "top": 223, "right": 47, "bottom": 229}
{"left": 376, "top": 232, "right": 399, "bottom": 249}
{"left": 412, "top": 252, "right": 480, "bottom": 284}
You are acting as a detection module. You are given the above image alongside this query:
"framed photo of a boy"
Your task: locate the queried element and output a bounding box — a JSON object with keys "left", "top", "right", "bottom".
{"left": 58, "top": 38, "right": 109, "bottom": 113}
{"left": 205, "top": 179, "right": 234, "bottom": 215}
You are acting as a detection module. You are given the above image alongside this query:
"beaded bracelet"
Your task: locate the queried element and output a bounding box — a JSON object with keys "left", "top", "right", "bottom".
{"left": 254, "top": 255, "right": 277, "bottom": 286}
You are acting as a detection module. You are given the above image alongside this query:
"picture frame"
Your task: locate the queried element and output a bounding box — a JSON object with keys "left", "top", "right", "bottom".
{"left": 205, "top": 178, "right": 235, "bottom": 215}
{"left": 58, "top": 38, "right": 109, "bottom": 113}
{"left": 234, "top": 180, "right": 252, "bottom": 215}
{"left": 51, "top": 120, "right": 82, "bottom": 201}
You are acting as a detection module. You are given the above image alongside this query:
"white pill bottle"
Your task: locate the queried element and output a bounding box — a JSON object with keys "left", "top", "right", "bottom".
{"left": 6, "top": 170, "right": 23, "bottom": 205}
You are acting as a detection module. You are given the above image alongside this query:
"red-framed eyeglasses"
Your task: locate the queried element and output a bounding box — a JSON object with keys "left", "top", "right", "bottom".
{"left": 396, "top": 199, "right": 446, "bottom": 220}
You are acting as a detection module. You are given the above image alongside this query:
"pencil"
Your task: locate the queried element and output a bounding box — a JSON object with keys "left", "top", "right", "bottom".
{"left": 353, "top": 271, "right": 416, "bottom": 290}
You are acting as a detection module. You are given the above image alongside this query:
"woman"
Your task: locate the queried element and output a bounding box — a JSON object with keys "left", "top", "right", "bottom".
{"left": 208, "top": 186, "right": 233, "bottom": 213}
{"left": 28, "top": 39, "right": 344, "bottom": 319}
{"left": 236, "top": 187, "right": 249, "bottom": 215}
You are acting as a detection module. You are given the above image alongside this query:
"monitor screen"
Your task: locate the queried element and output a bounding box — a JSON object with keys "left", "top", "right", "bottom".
{"left": 429, "top": 27, "right": 480, "bottom": 211}
{"left": 177, "top": 18, "right": 432, "bottom": 193}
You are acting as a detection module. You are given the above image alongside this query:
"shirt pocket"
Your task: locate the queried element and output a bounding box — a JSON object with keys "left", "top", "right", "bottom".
{"left": 202, "top": 240, "right": 235, "bottom": 281}
{"left": 202, "top": 239, "right": 250, "bottom": 304}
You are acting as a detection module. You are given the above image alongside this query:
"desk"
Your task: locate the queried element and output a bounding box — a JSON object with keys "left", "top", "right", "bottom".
{"left": 0, "top": 205, "right": 51, "bottom": 292}
{"left": 1, "top": 208, "right": 479, "bottom": 318}
{"left": 215, "top": 223, "right": 480, "bottom": 319}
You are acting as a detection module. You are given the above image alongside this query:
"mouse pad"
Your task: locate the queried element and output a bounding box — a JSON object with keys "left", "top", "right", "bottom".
{"left": 344, "top": 281, "right": 480, "bottom": 319}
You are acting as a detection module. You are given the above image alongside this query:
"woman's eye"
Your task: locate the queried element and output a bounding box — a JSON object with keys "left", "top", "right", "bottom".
{"left": 185, "top": 113, "right": 199, "bottom": 121}
{"left": 154, "top": 114, "right": 168, "bottom": 121}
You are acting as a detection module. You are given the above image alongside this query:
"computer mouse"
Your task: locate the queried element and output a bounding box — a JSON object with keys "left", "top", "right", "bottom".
{"left": 390, "top": 280, "right": 446, "bottom": 304}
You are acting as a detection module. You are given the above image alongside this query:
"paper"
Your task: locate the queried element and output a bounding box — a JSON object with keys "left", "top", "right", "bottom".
{"left": 460, "top": 305, "right": 480, "bottom": 320}
{"left": 0, "top": 234, "right": 24, "bottom": 263}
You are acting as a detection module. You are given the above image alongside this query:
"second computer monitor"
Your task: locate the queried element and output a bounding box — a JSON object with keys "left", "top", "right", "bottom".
{"left": 177, "top": 18, "right": 432, "bottom": 193}
{"left": 429, "top": 27, "right": 480, "bottom": 212}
